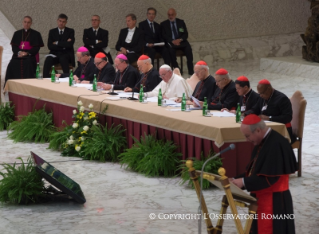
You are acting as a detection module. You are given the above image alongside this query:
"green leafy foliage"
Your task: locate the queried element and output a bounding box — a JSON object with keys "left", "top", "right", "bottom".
{"left": 0, "top": 157, "right": 44, "bottom": 204}
{"left": 81, "top": 124, "right": 126, "bottom": 162}
{"left": 8, "top": 107, "right": 56, "bottom": 143}
{"left": 119, "top": 134, "right": 181, "bottom": 177}
{"left": 0, "top": 102, "right": 15, "bottom": 131}
{"left": 178, "top": 151, "right": 222, "bottom": 189}
{"left": 48, "top": 122, "right": 71, "bottom": 151}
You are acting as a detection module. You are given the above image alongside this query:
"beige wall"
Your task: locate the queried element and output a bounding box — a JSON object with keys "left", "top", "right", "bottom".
{"left": 0, "top": 0, "right": 310, "bottom": 53}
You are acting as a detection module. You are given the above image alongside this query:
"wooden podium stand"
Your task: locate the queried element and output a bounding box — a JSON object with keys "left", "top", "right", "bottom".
{"left": 186, "top": 160, "right": 258, "bottom": 234}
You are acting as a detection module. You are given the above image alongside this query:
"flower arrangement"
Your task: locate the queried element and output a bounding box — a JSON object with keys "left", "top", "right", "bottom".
{"left": 61, "top": 101, "right": 98, "bottom": 157}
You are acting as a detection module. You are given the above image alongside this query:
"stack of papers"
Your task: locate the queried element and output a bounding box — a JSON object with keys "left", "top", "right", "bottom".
{"left": 210, "top": 111, "right": 235, "bottom": 117}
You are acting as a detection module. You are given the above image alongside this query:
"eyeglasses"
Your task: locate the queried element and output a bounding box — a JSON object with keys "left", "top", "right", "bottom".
{"left": 91, "top": 19, "right": 100, "bottom": 21}
{"left": 94, "top": 61, "right": 103, "bottom": 66}
{"left": 159, "top": 73, "right": 167, "bottom": 78}
{"left": 215, "top": 78, "right": 225, "bottom": 83}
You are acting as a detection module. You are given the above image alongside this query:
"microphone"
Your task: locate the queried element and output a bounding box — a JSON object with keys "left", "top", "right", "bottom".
{"left": 127, "top": 74, "right": 144, "bottom": 101}
{"left": 107, "top": 72, "right": 120, "bottom": 95}
{"left": 197, "top": 144, "right": 235, "bottom": 234}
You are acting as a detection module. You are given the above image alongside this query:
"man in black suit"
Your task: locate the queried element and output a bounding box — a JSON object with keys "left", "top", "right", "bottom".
{"left": 115, "top": 13, "right": 144, "bottom": 65}
{"left": 160, "top": 8, "right": 194, "bottom": 75}
{"left": 43, "top": 14, "right": 75, "bottom": 78}
{"left": 92, "top": 52, "right": 115, "bottom": 84}
{"left": 83, "top": 15, "right": 113, "bottom": 64}
{"left": 139, "top": 7, "right": 170, "bottom": 66}
{"left": 100, "top": 54, "right": 139, "bottom": 91}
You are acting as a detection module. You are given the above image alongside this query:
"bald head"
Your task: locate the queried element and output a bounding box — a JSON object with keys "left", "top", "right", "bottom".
{"left": 167, "top": 8, "right": 177, "bottom": 21}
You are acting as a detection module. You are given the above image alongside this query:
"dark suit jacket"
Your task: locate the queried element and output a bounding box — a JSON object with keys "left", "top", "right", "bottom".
{"left": 115, "top": 27, "right": 144, "bottom": 54}
{"left": 192, "top": 75, "right": 216, "bottom": 102}
{"left": 238, "top": 89, "right": 261, "bottom": 115}
{"left": 83, "top": 27, "right": 108, "bottom": 57}
{"left": 95, "top": 62, "right": 115, "bottom": 83}
{"left": 208, "top": 80, "right": 239, "bottom": 110}
{"left": 160, "top": 18, "right": 189, "bottom": 45}
{"left": 111, "top": 64, "right": 140, "bottom": 90}
{"left": 60, "top": 57, "right": 95, "bottom": 82}
{"left": 134, "top": 68, "right": 161, "bottom": 92}
{"left": 138, "top": 20, "right": 162, "bottom": 44}
{"left": 47, "top": 27, "right": 75, "bottom": 66}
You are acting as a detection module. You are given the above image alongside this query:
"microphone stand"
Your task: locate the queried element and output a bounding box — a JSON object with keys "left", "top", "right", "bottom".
{"left": 107, "top": 70, "right": 120, "bottom": 96}
{"left": 197, "top": 144, "right": 236, "bottom": 234}
{"left": 127, "top": 73, "right": 144, "bottom": 101}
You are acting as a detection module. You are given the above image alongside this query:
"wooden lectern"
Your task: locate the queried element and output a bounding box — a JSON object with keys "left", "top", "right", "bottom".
{"left": 186, "top": 160, "right": 258, "bottom": 234}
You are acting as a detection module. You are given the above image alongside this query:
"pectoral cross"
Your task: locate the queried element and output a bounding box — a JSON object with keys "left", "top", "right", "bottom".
{"left": 21, "top": 42, "right": 25, "bottom": 49}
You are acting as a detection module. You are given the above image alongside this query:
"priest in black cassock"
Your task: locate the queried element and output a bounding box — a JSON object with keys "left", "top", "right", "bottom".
{"left": 205, "top": 68, "right": 239, "bottom": 110}
{"left": 92, "top": 52, "right": 115, "bottom": 84}
{"left": 221, "top": 76, "right": 261, "bottom": 114}
{"left": 5, "top": 16, "right": 44, "bottom": 85}
{"left": 244, "top": 79, "right": 296, "bottom": 143}
{"left": 232, "top": 114, "right": 297, "bottom": 234}
{"left": 124, "top": 55, "right": 161, "bottom": 93}
{"left": 100, "top": 54, "right": 139, "bottom": 91}
{"left": 57, "top": 47, "right": 95, "bottom": 83}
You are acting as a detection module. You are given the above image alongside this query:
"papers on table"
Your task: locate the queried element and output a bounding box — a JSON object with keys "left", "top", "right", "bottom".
{"left": 116, "top": 92, "right": 137, "bottom": 98}
{"left": 45, "top": 54, "right": 57, "bottom": 58}
{"left": 166, "top": 108, "right": 182, "bottom": 112}
{"left": 191, "top": 96, "right": 202, "bottom": 109}
{"left": 56, "top": 78, "right": 69, "bottom": 83}
{"left": 74, "top": 83, "right": 92, "bottom": 89}
{"left": 210, "top": 111, "right": 235, "bottom": 117}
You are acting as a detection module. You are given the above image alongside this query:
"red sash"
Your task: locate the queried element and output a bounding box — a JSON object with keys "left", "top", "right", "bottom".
{"left": 251, "top": 175, "right": 289, "bottom": 234}
{"left": 285, "top": 122, "right": 291, "bottom": 128}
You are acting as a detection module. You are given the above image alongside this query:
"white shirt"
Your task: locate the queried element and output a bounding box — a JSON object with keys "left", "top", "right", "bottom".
{"left": 145, "top": 73, "right": 193, "bottom": 99}
{"left": 93, "top": 27, "right": 99, "bottom": 44}
{"left": 125, "top": 27, "right": 136, "bottom": 43}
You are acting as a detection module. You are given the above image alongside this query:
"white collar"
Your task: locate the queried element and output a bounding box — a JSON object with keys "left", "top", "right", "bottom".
{"left": 263, "top": 128, "right": 271, "bottom": 139}
{"left": 128, "top": 27, "right": 136, "bottom": 32}
{"left": 93, "top": 27, "right": 99, "bottom": 31}
{"left": 147, "top": 19, "right": 154, "bottom": 25}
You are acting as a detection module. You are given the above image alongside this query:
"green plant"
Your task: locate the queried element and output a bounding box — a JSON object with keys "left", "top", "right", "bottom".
{"left": 119, "top": 134, "right": 181, "bottom": 177}
{"left": 0, "top": 102, "right": 15, "bottom": 131}
{"left": 178, "top": 151, "right": 222, "bottom": 189}
{"left": 8, "top": 107, "right": 56, "bottom": 143}
{"left": 48, "top": 122, "right": 72, "bottom": 151}
{"left": 0, "top": 157, "right": 45, "bottom": 204}
{"left": 81, "top": 124, "right": 126, "bottom": 162}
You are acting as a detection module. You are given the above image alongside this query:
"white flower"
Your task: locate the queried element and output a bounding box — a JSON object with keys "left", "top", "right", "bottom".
{"left": 93, "top": 120, "right": 98, "bottom": 125}
{"left": 68, "top": 139, "right": 74, "bottom": 145}
{"left": 69, "top": 135, "right": 74, "bottom": 140}
{"left": 75, "top": 146, "right": 81, "bottom": 152}
{"left": 73, "top": 109, "right": 77, "bottom": 115}
{"left": 72, "top": 123, "right": 78, "bottom": 128}
{"left": 84, "top": 116, "right": 89, "bottom": 120}
{"left": 77, "top": 101, "right": 83, "bottom": 106}
{"left": 83, "top": 126, "right": 89, "bottom": 131}
{"left": 88, "top": 104, "right": 93, "bottom": 109}
{"left": 80, "top": 106, "right": 85, "bottom": 112}
{"left": 81, "top": 137, "right": 85, "bottom": 141}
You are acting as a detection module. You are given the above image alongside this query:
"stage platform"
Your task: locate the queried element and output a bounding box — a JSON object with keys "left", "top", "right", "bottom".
{"left": 260, "top": 56, "right": 319, "bottom": 79}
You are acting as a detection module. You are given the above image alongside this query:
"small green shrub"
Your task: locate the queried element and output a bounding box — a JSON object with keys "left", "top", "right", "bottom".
{"left": 0, "top": 157, "right": 45, "bottom": 204}
{"left": 8, "top": 107, "right": 55, "bottom": 143}
{"left": 119, "top": 134, "right": 181, "bottom": 177}
{"left": 178, "top": 151, "right": 222, "bottom": 189}
{"left": 48, "top": 122, "right": 72, "bottom": 151}
{"left": 0, "top": 102, "right": 15, "bottom": 130}
{"left": 81, "top": 124, "right": 126, "bottom": 162}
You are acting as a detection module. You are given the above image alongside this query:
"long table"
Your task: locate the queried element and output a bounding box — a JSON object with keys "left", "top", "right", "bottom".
{"left": 6, "top": 79, "right": 290, "bottom": 177}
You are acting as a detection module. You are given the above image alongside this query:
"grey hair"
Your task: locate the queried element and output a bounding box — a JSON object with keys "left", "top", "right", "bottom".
{"left": 196, "top": 64, "right": 209, "bottom": 71}
{"left": 143, "top": 58, "right": 152, "bottom": 64}
{"left": 249, "top": 120, "right": 266, "bottom": 133}
{"left": 216, "top": 74, "right": 230, "bottom": 80}
{"left": 81, "top": 51, "right": 90, "bottom": 57}
{"left": 160, "top": 64, "right": 172, "bottom": 72}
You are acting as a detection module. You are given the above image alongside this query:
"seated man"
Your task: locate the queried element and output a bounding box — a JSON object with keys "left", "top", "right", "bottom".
{"left": 222, "top": 76, "right": 261, "bottom": 115}
{"left": 176, "top": 61, "right": 215, "bottom": 103}
{"left": 232, "top": 115, "right": 297, "bottom": 234}
{"left": 43, "top": 14, "right": 75, "bottom": 78}
{"left": 144, "top": 64, "right": 192, "bottom": 99}
{"left": 139, "top": 7, "right": 170, "bottom": 66}
{"left": 57, "top": 47, "right": 95, "bottom": 83}
{"left": 160, "top": 8, "right": 194, "bottom": 75}
{"left": 124, "top": 55, "right": 161, "bottom": 92}
{"left": 100, "top": 54, "right": 139, "bottom": 91}
{"left": 81, "top": 52, "right": 115, "bottom": 84}
{"left": 5, "top": 16, "right": 44, "bottom": 84}
{"left": 206, "top": 68, "right": 239, "bottom": 110}
{"left": 245, "top": 79, "right": 296, "bottom": 143}
{"left": 115, "top": 13, "right": 144, "bottom": 65}
{"left": 83, "top": 15, "right": 113, "bottom": 64}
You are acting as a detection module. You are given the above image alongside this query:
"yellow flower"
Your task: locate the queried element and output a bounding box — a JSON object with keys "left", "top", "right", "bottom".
{"left": 88, "top": 112, "right": 96, "bottom": 119}
{"left": 81, "top": 131, "right": 87, "bottom": 134}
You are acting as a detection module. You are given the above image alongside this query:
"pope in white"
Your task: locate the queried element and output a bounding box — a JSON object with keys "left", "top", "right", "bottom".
{"left": 144, "top": 64, "right": 192, "bottom": 100}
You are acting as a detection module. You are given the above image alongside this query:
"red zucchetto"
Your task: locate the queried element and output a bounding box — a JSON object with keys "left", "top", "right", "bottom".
{"left": 195, "top": 60, "right": 207, "bottom": 66}
{"left": 138, "top": 55, "right": 150, "bottom": 60}
{"left": 95, "top": 52, "right": 106, "bottom": 58}
{"left": 258, "top": 79, "right": 270, "bottom": 85}
{"left": 237, "top": 76, "right": 249, "bottom": 82}
{"left": 242, "top": 114, "right": 261, "bottom": 125}
{"left": 215, "top": 68, "right": 228, "bottom": 75}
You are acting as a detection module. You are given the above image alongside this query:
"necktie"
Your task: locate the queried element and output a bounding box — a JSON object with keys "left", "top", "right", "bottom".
{"left": 59, "top": 30, "right": 63, "bottom": 40}
{"left": 150, "top": 23, "right": 154, "bottom": 33}
{"left": 94, "top": 30, "right": 97, "bottom": 37}
{"left": 171, "top": 22, "right": 178, "bottom": 40}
